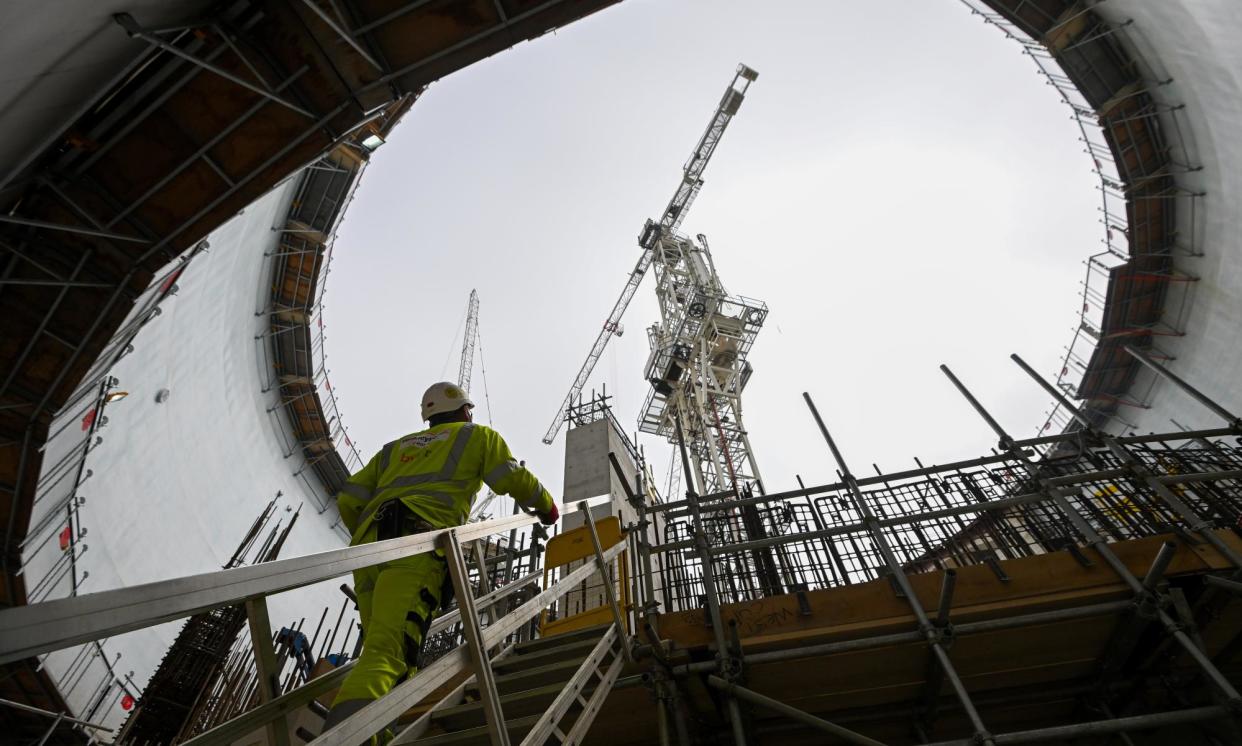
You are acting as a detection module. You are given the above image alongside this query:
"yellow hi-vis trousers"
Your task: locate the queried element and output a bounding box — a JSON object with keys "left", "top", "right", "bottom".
{"left": 332, "top": 543, "right": 447, "bottom": 706}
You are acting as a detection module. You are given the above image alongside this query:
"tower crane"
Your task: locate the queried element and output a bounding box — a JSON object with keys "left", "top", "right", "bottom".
{"left": 451, "top": 289, "right": 508, "bottom": 522}
{"left": 542, "top": 64, "right": 759, "bottom": 445}
{"left": 457, "top": 289, "right": 480, "bottom": 392}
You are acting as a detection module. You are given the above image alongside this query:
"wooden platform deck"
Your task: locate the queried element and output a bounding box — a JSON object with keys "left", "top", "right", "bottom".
{"left": 589, "top": 530, "right": 1242, "bottom": 745}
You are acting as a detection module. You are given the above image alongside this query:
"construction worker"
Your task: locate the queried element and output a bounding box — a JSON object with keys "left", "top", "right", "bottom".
{"left": 322, "top": 381, "right": 559, "bottom": 736}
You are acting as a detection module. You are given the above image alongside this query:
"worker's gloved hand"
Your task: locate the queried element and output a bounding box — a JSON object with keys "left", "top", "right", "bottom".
{"left": 538, "top": 504, "right": 559, "bottom": 526}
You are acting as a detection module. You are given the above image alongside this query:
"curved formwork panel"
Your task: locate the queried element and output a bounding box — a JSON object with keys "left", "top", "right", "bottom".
{"left": 19, "top": 179, "right": 357, "bottom": 739}
{"left": 970, "top": 0, "right": 1242, "bottom": 435}
{"left": 1086, "top": 0, "right": 1242, "bottom": 434}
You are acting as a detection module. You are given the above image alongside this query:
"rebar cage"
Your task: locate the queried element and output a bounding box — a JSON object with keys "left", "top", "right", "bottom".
{"left": 646, "top": 435, "right": 1242, "bottom": 615}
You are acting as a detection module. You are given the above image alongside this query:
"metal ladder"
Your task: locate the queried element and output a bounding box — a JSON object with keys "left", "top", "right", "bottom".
{"left": 358, "top": 623, "right": 624, "bottom": 746}
{"left": 293, "top": 626, "right": 624, "bottom": 745}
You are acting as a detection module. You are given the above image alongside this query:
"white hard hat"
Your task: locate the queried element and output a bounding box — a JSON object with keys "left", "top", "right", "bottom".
{"left": 421, "top": 382, "right": 475, "bottom": 420}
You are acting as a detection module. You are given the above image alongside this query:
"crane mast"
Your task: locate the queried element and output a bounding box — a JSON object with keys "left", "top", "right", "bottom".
{"left": 542, "top": 64, "right": 758, "bottom": 445}
{"left": 456, "top": 288, "right": 501, "bottom": 521}
{"left": 457, "top": 289, "right": 479, "bottom": 393}
{"left": 639, "top": 230, "right": 768, "bottom": 498}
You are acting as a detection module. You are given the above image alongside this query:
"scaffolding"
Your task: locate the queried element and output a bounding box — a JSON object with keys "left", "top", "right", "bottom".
{"left": 0, "top": 346, "right": 1239, "bottom": 745}
{"left": 257, "top": 141, "right": 383, "bottom": 526}
{"left": 614, "top": 348, "right": 1242, "bottom": 745}
{"left": 958, "top": 0, "right": 1206, "bottom": 438}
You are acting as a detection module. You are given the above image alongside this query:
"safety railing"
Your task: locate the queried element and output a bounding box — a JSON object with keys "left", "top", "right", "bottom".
{"left": 256, "top": 156, "right": 371, "bottom": 534}
{"left": 650, "top": 434, "right": 1242, "bottom": 612}
{"left": 616, "top": 346, "right": 1242, "bottom": 745}
{"left": 641, "top": 349, "right": 1242, "bottom": 613}
{"left": 0, "top": 507, "right": 627, "bottom": 746}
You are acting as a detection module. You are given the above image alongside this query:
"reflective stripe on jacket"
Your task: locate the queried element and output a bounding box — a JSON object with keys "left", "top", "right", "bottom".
{"left": 334, "top": 422, "right": 554, "bottom": 545}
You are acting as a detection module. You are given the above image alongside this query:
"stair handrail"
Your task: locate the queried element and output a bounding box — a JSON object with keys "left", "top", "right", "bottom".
{"left": 2, "top": 507, "right": 632, "bottom": 746}
{"left": 0, "top": 510, "right": 542, "bottom": 664}
{"left": 176, "top": 567, "right": 546, "bottom": 746}
{"left": 310, "top": 539, "right": 627, "bottom": 746}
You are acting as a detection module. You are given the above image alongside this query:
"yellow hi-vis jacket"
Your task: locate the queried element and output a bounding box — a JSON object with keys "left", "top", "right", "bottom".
{"left": 335, "top": 422, "right": 554, "bottom": 545}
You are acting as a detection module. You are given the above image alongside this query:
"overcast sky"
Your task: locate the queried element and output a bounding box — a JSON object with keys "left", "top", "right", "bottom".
{"left": 324, "top": 0, "right": 1100, "bottom": 511}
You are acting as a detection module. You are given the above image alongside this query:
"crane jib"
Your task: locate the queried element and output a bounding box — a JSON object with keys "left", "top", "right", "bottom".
{"left": 542, "top": 64, "right": 758, "bottom": 445}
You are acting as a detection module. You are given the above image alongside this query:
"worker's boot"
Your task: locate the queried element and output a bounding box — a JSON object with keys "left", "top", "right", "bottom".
{"left": 321, "top": 699, "right": 397, "bottom": 745}
{"left": 320, "top": 698, "right": 369, "bottom": 736}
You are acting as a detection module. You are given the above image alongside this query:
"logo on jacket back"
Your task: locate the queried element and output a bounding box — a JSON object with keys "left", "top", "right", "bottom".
{"left": 401, "top": 430, "right": 452, "bottom": 450}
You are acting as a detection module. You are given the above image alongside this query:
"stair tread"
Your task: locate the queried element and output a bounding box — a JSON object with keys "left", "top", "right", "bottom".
{"left": 464, "top": 656, "right": 591, "bottom": 699}
{"left": 493, "top": 635, "right": 602, "bottom": 673}
{"left": 410, "top": 713, "right": 542, "bottom": 745}
{"left": 494, "top": 655, "right": 587, "bottom": 682}
{"left": 435, "top": 678, "right": 603, "bottom": 730}
{"left": 509, "top": 623, "right": 611, "bottom": 655}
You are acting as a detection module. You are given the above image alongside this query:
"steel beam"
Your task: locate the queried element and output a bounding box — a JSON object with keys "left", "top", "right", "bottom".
{"left": 0, "top": 215, "right": 148, "bottom": 243}
{"left": 113, "top": 13, "right": 314, "bottom": 119}
{"left": 104, "top": 66, "right": 310, "bottom": 230}
{"left": 0, "top": 279, "right": 113, "bottom": 289}
{"left": 357, "top": 0, "right": 569, "bottom": 94}
{"left": 671, "top": 600, "right": 1135, "bottom": 676}
{"left": 1204, "top": 575, "right": 1242, "bottom": 596}
{"left": 1124, "top": 345, "right": 1241, "bottom": 429}
{"left": 923, "top": 705, "right": 1231, "bottom": 745}
{"left": 353, "top": 0, "right": 436, "bottom": 35}
{"left": 0, "top": 252, "right": 93, "bottom": 400}
{"left": 0, "top": 697, "right": 112, "bottom": 732}
{"left": 299, "top": 0, "right": 384, "bottom": 71}
{"left": 706, "top": 676, "right": 886, "bottom": 746}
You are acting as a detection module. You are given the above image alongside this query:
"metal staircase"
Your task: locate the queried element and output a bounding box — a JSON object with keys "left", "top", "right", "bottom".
{"left": 0, "top": 507, "right": 635, "bottom": 746}
{"left": 388, "top": 623, "right": 624, "bottom": 745}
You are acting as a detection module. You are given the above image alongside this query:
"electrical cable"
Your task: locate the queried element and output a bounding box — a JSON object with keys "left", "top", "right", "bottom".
{"left": 468, "top": 309, "right": 504, "bottom": 520}
{"left": 476, "top": 318, "right": 495, "bottom": 427}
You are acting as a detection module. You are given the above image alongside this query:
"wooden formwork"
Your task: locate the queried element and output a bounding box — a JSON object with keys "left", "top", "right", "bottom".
{"left": 588, "top": 530, "right": 1242, "bottom": 745}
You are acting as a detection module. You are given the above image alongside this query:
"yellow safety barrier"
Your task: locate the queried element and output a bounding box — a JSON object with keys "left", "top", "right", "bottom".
{"left": 539, "top": 516, "right": 628, "bottom": 637}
